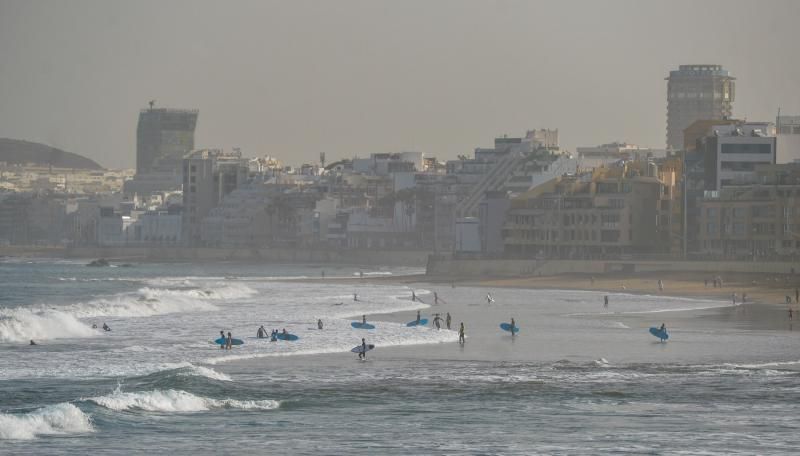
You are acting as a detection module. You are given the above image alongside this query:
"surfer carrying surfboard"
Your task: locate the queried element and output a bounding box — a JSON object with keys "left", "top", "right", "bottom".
{"left": 510, "top": 318, "right": 516, "bottom": 337}
{"left": 359, "top": 338, "right": 367, "bottom": 360}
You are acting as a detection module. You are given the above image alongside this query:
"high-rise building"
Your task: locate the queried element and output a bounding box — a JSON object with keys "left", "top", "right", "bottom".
{"left": 136, "top": 106, "right": 199, "bottom": 174}
{"left": 182, "top": 149, "right": 249, "bottom": 245}
{"left": 666, "top": 65, "right": 735, "bottom": 150}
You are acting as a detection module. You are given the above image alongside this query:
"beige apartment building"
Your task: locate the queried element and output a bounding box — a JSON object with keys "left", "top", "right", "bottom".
{"left": 697, "top": 164, "right": 800, "bottom": 259}
{"left": 503, "top": 162, "right": 676, "bottom": 259}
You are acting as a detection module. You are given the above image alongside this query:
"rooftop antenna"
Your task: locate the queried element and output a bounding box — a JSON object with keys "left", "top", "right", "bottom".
{"left": 148, "top": 100, "right": 156, "bottom": 110}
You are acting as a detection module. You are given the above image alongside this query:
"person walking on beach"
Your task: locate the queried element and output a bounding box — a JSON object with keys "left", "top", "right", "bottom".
{"left": 446, "top": 312, "right": 452, "bottom": 330}
{"left": 604, "top": 295, "right": 609, "bottom": 308}
{"left": 510, "top": 317, "right": 517, "bottom": 337}
{"left": 732, "top": 293, "right": 737, "bottom": 305}
{"left": 658, "top": 279, "right": 664, "bottom": 292}
{"left": 795, "top": 288, "right": 799, "bottom": 304}
{"left": 458, "top": 322, "right": 465, "bottom": 344}
{"left": 353, "top": 293, "right": 359, "bottom": 302}
{"left": 317, "top": 319, "right": 323, "bottom": 330}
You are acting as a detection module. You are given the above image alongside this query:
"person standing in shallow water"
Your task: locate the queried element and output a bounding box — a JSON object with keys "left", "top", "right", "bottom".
{"left": 458, "top": 323, "right": 465, "bottom": 344}
{"left": 446, "top": 312, "right": 452, "bottom": 330}
{"left": 358, "top": 338, "right": 367, "bottom": 360}
{"left": 226, "top": 331, "right": 233, "bottom": 350}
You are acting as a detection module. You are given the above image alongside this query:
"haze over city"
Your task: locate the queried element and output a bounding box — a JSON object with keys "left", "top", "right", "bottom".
{"left": 5, "top": 1, "right": 800, "bottom": 453}
{"left": 2, "top": 0, "right": 800, "bottom": 168}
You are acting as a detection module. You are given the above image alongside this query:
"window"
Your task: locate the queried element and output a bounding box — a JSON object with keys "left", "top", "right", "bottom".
{"left": 600, "top": 230, "right": 620, "bottom": 242}
{"left": 706, "top": 207, "right": 718, "bottom": 217}
{"left": 733, "top": 207, "right": 745, "bottom": 218}
{"left": 706, "top": 223, "right": 718, "bottom": 235}
{"left": 721, "top": 144, "right": 773, "bottom": 154}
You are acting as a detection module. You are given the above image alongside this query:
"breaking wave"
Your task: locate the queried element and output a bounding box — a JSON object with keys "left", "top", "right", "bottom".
{"left": 87, "top": 388, "right": 278, "bottom": 412}
{"left": 0, "top": 309, "right": 96, "bottom": 343}
{"left": 0, "top": 403, "right": 93, "bottom": 440}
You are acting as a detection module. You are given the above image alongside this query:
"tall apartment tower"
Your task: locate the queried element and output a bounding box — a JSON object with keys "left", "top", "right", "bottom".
{"left": 136, "top": 105, "right": 199, "bottom": 173}
{"left": 666, "top": 65, "right": 735, "bottom": 150}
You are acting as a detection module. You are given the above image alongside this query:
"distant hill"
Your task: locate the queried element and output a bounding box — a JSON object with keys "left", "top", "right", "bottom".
{"left": 0, "top": 138, "right": 103, "bottom": 170}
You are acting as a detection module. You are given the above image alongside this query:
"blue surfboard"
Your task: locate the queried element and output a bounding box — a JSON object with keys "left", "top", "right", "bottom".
{"left": 276, "top": 333, "right": 299, "bottom": 341}
{"left": 406, "top": 318, "right": 429, "bottom": 327}
{"left": 649, "top": 327, "right": 669, "bottom": 340}
{"left": 351, "top": 322, "right": 375, "bottom": 330}
{"left": 499, "top": 323, "right": 519, "bottom": 334}
{"left": 214, "top": 337, "right": 244, "bottom": 345}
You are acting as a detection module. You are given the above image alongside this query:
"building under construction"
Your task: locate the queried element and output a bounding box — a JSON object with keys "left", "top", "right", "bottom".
{"left": 136, "top": 105, "right": 199, "bottom": 174}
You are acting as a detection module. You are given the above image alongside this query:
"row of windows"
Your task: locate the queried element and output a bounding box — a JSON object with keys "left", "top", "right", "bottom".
{"left": 509, "top": 229, "right": 629, "bottom": 243}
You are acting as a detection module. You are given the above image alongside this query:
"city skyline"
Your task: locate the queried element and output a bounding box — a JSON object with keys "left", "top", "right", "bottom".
{"left": 2, "top": 0, "right": 800, "bottom": 169}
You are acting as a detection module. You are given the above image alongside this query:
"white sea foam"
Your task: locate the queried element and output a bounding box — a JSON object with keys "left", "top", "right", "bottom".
{"left": 0, "top": 403, "right": 93, "bottom": 440}
{"left": 0, "top": 308, "right": 96, "bottom": 343}
{"left": 87, "top": 389, "right": 278, "bottom": 412}
{"left": 170, "top": 363, "right": 232, "bottom": 381}
{"left": 64, "top": 283, "right": 255, "bottom": 319}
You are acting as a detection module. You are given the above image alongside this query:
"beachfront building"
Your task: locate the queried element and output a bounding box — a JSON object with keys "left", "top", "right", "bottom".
{"left": 182, "top": 149, "right": 249, "bottom": 245}
{"left": 777, "top": 115, "right": 800, "bottom": 164}
{"left": 697, "top": 122, "right": 776, "bottom": 191}
{"left": 666, "top": 64, "right": 735, "bottom": 150}
{"left": 696, "top": 163, "right": 800, "bottom": 260}
{"left": 502, "top": 161, "right": 676, "bottom": 259}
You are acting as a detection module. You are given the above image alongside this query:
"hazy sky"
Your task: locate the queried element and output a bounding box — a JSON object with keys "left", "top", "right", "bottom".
{"left": 1, "top": 0, "right": 799, "bottom": 169}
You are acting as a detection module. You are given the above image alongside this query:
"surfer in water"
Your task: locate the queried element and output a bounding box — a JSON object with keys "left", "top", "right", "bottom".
{"left": 359, "top": 338, "right": 367, "bottom": 360}
{"left": 257, "top": 326, "right": 266, "bottom": 338}
{"left": 510, "top": 317, "right": 517, "bottom": 337}
{"left": 353, "top": 293, "right": 359, "bottom": 302}
{"left": 362, "top": 315, "right": 367, "bottom": 325}
{"left": 487, "top": 293, "right": 494, "bottom": 304}
{"left": 225, "top": 331, "right": 233, "bottom": 350}
{"left": 416, "top": 310, "right": 421, "bottom": 325}
{"left": 102, "top": 323, "right": 111, "bottom": 332}
{"left": 220, "top": 330, "right": 226, "bottom": 349}
{"left": 604, "top": 295, "right": 609, "bottom": 308}
{"left": 458, "top": 323, "right": 465, "bottom": 344}
{"left": 434, "top": 292, "right": 439, "bottom": 304}
{"left": 446, "top": 312, "right": 451, "bottom": 330}
{"left": 412, "top": 291, "right": 416, "bottom": 302}
{"left": 433, "top": 314, "right": 442, "bottom": 330}
{"left": 29, "top": 339, "right": 37, "bottom": 346}
{"left": 318, "top": 319, "right": 323, "bottom": 330}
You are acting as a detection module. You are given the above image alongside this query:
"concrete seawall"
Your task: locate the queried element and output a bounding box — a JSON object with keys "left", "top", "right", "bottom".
{"left": 0, "top": 246, "right": 430, "bottom": 266}
{"left": 426, "top": 256, "right": 800, "bottom": 277}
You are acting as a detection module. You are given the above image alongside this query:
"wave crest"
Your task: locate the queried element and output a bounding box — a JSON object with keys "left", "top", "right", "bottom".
{"left": 0, "top": 403, "right": 93, "bottom": 440}
{"left": 0, "top": 309, "right": 96, "bottom": 343}
{"left": 87, "top": 389, "right": 278, "bottom": 412}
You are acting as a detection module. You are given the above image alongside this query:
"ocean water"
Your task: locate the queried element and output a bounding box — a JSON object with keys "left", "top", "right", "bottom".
{"left": 1, "top": 259, "right": 800, "bottom": 454}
